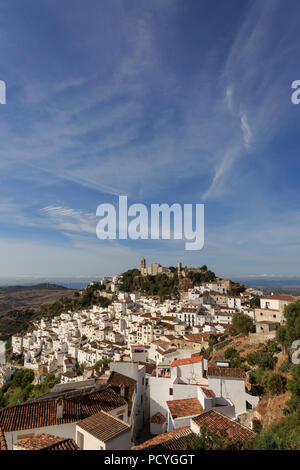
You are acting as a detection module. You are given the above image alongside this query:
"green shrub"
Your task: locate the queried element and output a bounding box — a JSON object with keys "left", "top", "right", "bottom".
{"left": 268, "top": 373, "right": 287, "bottom": 395}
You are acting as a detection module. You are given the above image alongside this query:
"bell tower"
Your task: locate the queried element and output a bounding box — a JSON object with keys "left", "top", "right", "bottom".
{"left": 177, "top": 262, "right": 182, "bottom": 277}
{"left": 140, "top": 258, "right": 146, "bottom": 276}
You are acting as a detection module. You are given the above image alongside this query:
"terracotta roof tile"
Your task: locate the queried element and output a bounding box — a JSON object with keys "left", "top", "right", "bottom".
{"left": 138, "top": 362, "right": 155, "bottom": 375}
{"left": 132, "top": 426, "right": 195, "bottom": 450}
{"left": 14, "top": 433, "right": 79, "bottom": 450}
{"left": 150, "top": 412, "right": 166, "bottom": 424}
{"left": 262, "top": 294, "right": 297, "bottom": 301}
{"left": 207, "top": 366, "right": 246, "bottom": 379}
{"left": 0, "top": 425, "right": 7, "bottom": 451}
{"left": 200, "top": 387, "right": 215, "bottom": 398}
{"left": 167, "top": 398, "right": 203, "bottom": 419}
{"left": 77, "top": 410, "right": 130, "bottom": 442}
{"left": 0, "top": 386, "right": 126, "bottom": 432}
{"left": 170, "top": 356, "right": 203, "bottom": 367}
{"left": 192, "top": 410, "right": 255, "bottom": 442}
{"left": 107, "top": 371, "right": 136, "bottom": 415}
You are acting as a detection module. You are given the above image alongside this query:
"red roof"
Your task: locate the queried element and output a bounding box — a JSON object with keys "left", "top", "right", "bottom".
{"left": 167, "top": 398, "right": 203, "bottom": 418}
{"left": 77, "top": 410, "right": 130, "bottom": 442}
{"left": 150, "top": 412, "right": 167, "bottom": 424}
{"left": 192, "top": 410, "right": 255, "bottom": 442}
{"left": 170, "top": 356, "right": 203, "bottom": 367}
{"left": 207, "top": 366, "right": 246, "bottom": 379}
{"left": 132, "top": 426, "right": 194, "bottom": 450}
{"left": 262, "top": 294, "right": 298, "bottom": 301}
{"left": 0, "top": 386, "right": 126, "bottom": 432}
{"left": 0, "top": 425, "right": 7, "bottom": 451}
{"left": 201, "top": 387, "right": 215, "bottom": 398}
{"left": 14, "top": 433, "right": 79, "bottom": 450}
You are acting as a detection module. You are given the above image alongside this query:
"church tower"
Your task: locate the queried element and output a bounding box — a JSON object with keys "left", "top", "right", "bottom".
{"left": 140, "top": 258, "right": 146, "bottom": 276}
{"left": 177, "top": 262, "right": 182, "bottom": 277}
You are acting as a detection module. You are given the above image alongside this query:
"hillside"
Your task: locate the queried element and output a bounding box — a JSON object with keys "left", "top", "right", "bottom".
{"left": 0, "top": 284, "right": 74, "bottom": 340}
{"left": 0, "top": 284, "right": 74, "bottom": 316}
{"left": 119, "top": 267, "right": 244, "bottom": 299}
{"left": 0, "top": 282, "right": 111, "bottom": 340}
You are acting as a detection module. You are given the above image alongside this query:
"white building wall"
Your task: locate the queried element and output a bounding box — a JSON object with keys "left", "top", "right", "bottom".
{"left": 208, "top": 376, "right": 247, "bottom": 415}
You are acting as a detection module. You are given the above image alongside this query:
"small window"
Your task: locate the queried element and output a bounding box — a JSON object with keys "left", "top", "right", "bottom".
{"left": 169, "top": 388, "right": 173, "bottom": 395}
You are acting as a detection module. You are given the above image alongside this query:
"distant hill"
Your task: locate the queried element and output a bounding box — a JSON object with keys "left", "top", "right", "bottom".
{"left": 0, "top": 283, "right": 74, "bottom": 315}
{"left": 0, "top": 284, "right": 75, "bottom": 339}
{"left": 0, "top": 282, "right": 111, "bottom": 340}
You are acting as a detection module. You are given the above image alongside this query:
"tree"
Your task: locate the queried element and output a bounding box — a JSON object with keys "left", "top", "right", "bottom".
{"left": 276, "top": 325, "right": 289, "bottom": 351}
{"left": 276, "top": 299, "right": 300, "bottom": 347}
{"left": 247, "top": 351, "right": 276, "bottom": 370}
{"left": 0, "top": 390, "right": 5, "bottom": 409}
{"left": 287, "top": 364, "right": 300, "bottom": 412}
{"left": 11, "top": 369, "right": 34, "bottom": 389}
{"left": 224, "top": 348, "right": 239, "bottom": 360}
{"left": 268, "top": 373, "right": 287, "bottom": 395}
{"left": 231, "top": 312, "right": 255, "bottom": 336}
{"left": 254, "top": 430, "right": 287, "bottom": 450}
{"left": 254, "top": 413, "right": 300, "bottom": 450}
{"left": 224, "top": 348, "right": 243, "bottom": 367}
{"left": 203, "top": 270, "right": 216, "bottom": 282}
{"left": 185, "top": 424, "right": 253, "bottom": 450}
{"left": 250, "top": 295, "right": 260, "bottom": 308}
{"left": 92, "top": 357, "right": 112, "bottom": 370}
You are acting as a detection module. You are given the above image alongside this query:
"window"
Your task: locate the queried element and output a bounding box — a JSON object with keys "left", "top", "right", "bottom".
{"left": 169, "top": 388, "right": 173, "bottom": 395}
{"left": 77, "top": 431, "right": 84, "bottom": 450}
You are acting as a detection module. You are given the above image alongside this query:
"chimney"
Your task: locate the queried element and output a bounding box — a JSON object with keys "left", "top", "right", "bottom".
{"left": 120, "top": 384, "right": 126, "bottom": 398}
{"left": 56, "top": 398, "right": 64, "bottom": 420}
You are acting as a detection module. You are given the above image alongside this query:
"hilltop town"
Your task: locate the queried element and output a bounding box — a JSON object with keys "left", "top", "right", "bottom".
{"left": 0, "top": 259, "right": 300, "bottom": 451}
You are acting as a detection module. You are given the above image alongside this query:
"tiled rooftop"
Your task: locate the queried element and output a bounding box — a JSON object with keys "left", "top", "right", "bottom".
{"left": 14, "top": 433, "right": 79, "bottom": 450}
{"left": 207, "top": 366, "right": 246, "bottom": 379}
{"left": 77, "top": 410, "right": 130, "bottom": 442}
{"left": 0, "top": 425, "right": 7, "bottom": 451}
{"left": 132, "top": 426, "right": 196, "bottom": 450}
{"left": 192, "top": 410, "right": 255, "bottom": 442}
{"left": 150, "top": 412, "right": 166, "bottom": 424}
{"left": 0, "top": 386, "right": 127, "bottom": 432}
{"left": 167, "top": 398, "right": 203, "bottom": 419}
{"left": 170, "top": 356, "right": 203, "bottom": 367}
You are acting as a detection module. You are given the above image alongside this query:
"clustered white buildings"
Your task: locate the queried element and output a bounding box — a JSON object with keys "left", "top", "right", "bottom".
{"left": 0, "top": 271, "right": 297, "bottom": 451}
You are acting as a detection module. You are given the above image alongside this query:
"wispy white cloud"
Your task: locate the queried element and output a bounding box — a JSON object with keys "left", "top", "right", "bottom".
{"left": 240, "top": 113, "right": 252, "bottom": 151}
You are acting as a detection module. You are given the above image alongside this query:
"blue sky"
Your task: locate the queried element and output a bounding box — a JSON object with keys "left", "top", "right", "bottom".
{"left": 0, "top": 0, "right": 300, "bottom": 278}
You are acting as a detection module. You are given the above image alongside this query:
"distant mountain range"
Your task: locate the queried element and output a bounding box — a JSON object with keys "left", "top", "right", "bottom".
{"left": 0, "top": 283, "right": 74, "bottom": 315}
{"left": 233, "top": 278, "right": 300, "bottom": 295}
{"left": 0, "top": 277, "right": 97, "bottom": 290}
